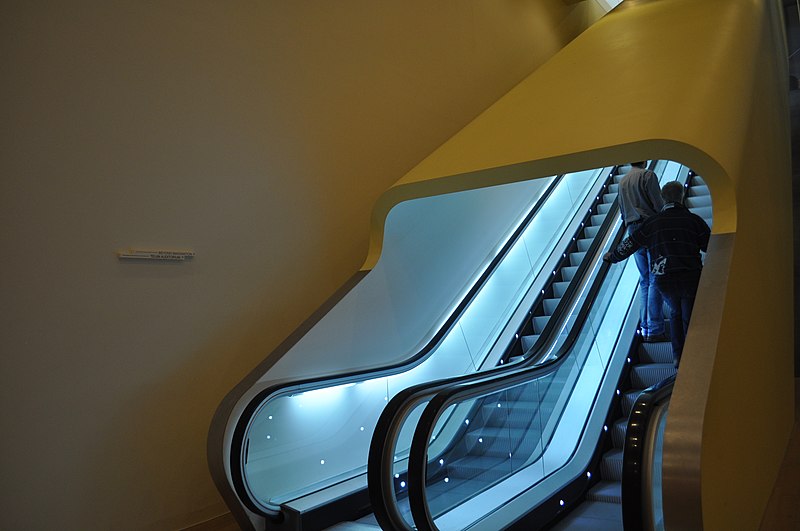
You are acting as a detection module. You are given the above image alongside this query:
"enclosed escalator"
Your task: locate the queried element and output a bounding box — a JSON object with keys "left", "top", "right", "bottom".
{"left": 209, "top": 165, "right": 629, "bottom": 530}
{"left": 367, "top": 162, "right": 709, "bottom": 531}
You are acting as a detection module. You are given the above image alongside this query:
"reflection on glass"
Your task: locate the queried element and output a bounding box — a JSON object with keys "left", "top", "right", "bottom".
{"left": 416, "top": 258, "right": 631, "bottom": 528}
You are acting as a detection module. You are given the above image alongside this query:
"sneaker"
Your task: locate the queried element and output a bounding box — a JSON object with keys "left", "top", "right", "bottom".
{"left": 643, "top": 333, "right": 669, "bottom": 343}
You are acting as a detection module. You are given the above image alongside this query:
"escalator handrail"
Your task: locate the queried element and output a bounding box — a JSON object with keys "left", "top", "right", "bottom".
{"left": 228, "top": 174, "right": 567, "bottom": 515}
{"left": 403, "top": 217, "right": 626, "bottom": 531}
{"left": 621, "top": 374, "right": 676, "bottom": 531}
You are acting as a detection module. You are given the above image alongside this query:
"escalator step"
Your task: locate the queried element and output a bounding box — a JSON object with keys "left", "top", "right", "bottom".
{"left": 464, "top": 427, "right": 533, "bottom": 457}
{"left": 693, "top": 176, "right": 707, "bottom": 186}
{"left": 587, "top": 481, "right": 621, "bottom": 504}
{"left": 576, "top": 238, "right": 593, "bottom": 252}
{"left": 561, "top": 266, "right": 579, "bottom": 281}
{"left": 479, "top": 402, "right": 541, "bottom": 424}
{"left": 533, "top": 316, "right": 550, "bottom": 334}
{"left": 584, "top": 225, "right": 601, "bottom": 238}
{"left": 608, "top": 183, "right": 619, "bottom": 193}
{"left": 552, "top": 281, "right": 571, "bottom": 297}
{"left": 479, "top": 408, "right": 543, "bottom": 430}
{"left": 597, "top": 202, "right": 612, "bottom": 214}
{"left": 622, "top": 390, "right": 641, "bottom": 417}
{"left": 630, "top": 363, "right": 676, "bottom": 389}
{"left": 686, "top": 194, "right": 711, "bottom": 208}
{"left": 520, "top": 335, "right": 539, "bottom": 352}
{"left": 688, "top": 185, "right": 709, "bottom": 197}
{"left": 600, "top": 449, "right": 623, "bottom": 481}
{"left": 446, "top": 455, "right": 512, "bottom": 482}
{"left": 611, "top": 418, "right": 627, "bottom": 449}
{"left": 638, "top": 341, "right": 673, "bottom": 363}
{"left": 543, "top": 298, "right": 560, "bottom": 314}
{"left": 466, "top": 426, "right": 527, "bottom": 444}
{"left": 425, "top": 478, "right": 490, "bottom": 513}
{"left": 602, "top": 192, "right": 618, "bottom": 204}
{"left": 569, "top": 252, "right": 586, "bottom": 267}
{"left": 689, "top": 206, "right": 713, "bottom": 221}
{"left": 590, "top": 214, "right": 606, "bottom": 226}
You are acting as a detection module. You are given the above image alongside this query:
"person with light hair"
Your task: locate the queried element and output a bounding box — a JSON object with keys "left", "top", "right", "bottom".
{"left": 617, "top": 161, "right": 666, "bottom": 342}
{"left": 604, "top": 180, "right": 711, "bottom": 367}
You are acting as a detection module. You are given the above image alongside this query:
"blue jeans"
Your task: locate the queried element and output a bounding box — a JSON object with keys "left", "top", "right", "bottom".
{"left": 628, "top": 224, "right": 664, "bottom": 337}
{"left": 655, "top": 270, "right": 701, "bottom": 366}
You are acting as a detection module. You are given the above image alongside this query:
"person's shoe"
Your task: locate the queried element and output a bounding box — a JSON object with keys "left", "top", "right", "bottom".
{"left": 643, "top": 333, "right": 669, "bottom": 343}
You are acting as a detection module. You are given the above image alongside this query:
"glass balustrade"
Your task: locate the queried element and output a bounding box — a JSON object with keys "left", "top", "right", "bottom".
{"left": 413, "top": 234, "right": 634, "bottom": 530}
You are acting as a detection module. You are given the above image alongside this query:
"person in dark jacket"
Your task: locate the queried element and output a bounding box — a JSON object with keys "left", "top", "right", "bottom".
{"left": 604, "top": 181, "right": 711, "bottom": 367}
{"left": 618, "top": 161, "right": 666, "bottom": 342}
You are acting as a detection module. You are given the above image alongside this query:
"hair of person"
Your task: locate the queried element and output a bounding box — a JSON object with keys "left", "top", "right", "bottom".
{"left": 631, "top": 161, "right": 647, "bottom": 168}
{"left": 661, "top": 180, "right": 684, "bottom": 203}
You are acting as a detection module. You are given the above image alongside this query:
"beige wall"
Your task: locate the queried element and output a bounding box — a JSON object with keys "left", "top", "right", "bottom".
{"left": 0, "top": 2, "right": 608, "bottom": 529}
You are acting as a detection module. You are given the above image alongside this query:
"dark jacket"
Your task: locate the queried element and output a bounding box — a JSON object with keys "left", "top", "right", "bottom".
{"left": 608, "top": 203, "right": 711, "bottom": 276}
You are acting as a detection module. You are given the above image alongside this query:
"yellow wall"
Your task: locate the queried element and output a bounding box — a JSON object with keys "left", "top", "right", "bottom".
{"left": 364, "top": 0, "right": 793, "bottom": 529}
{"left": 0, "top": 2, "right": 608, "bottom": 529}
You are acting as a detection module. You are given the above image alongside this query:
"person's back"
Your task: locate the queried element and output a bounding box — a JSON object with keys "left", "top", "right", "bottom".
{"left": 617, "top": 161, "right": 666, "bottom": 342}
{"left": 636, "top": 204, "right": 709, "bottom": 277}
{"left": 618, "top": 162, "right": 664, "bottom": 225}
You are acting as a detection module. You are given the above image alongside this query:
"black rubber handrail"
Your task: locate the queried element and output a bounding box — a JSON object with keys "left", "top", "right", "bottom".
{"left": 367, "top": 169, "right": 625, "bottom": 530}
{"left": 621, "top": 374, "right": 676, "bottom": 531}
{"left": 228, "top": 174, "right": 567, "bottom": 516}
{"left": 403, "top": 221, "right": 626, "bottom": 531}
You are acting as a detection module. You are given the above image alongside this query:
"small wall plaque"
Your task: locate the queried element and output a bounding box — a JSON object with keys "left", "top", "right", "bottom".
{"left": 118, "top": 249, "right": 195, "bottom": 261}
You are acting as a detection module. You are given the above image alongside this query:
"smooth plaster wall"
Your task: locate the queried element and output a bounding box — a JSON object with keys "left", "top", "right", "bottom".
{"left": 0, "top": 2, "right": 609, "bottom": 529}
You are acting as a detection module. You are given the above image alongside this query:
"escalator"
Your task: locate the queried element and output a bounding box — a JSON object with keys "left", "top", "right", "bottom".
{"left": 364, "top": 165, "right": 638, "bottom": 530}
{"left": 367, "top": 163, "right": 710, "bottom": 530}
{"left": 546, "top": 170, "right": 713, "bottom": 530}
{"left": 209, "top": 165, "right": 629, "bottom": 530}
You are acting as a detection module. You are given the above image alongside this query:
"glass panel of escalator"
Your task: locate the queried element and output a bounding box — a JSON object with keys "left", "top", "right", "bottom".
{"left": 410, "top": 235, "right": 636, "bottom": 529}
{"left": 424, "top": 389, "right": 524, "bottom": 522}
{"left": 243, "top": 377, "right": 393, "bottom": 508}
